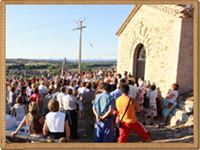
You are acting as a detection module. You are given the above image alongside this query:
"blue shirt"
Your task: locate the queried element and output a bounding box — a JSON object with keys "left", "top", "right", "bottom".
{"left": 110, "top": 88, "right": 122, "bottom": 101}
{"left": 93, "top": 91, "right": 114, "bottom": 116}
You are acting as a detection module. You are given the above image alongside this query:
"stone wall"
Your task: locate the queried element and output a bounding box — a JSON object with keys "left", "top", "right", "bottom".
{"left": 176, "top": 17, "right": 193, "bottom": 94}
{"left": 117, "top": 5, "right": 193, "bottom": 96}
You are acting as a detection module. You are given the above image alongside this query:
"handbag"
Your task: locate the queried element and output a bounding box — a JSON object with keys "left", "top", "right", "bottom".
{"left": 115, "top": 97, "right": 131, "bottom": 140}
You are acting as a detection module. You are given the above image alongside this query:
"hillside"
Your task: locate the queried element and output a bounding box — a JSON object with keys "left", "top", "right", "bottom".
{"left": 6, "top": 58, "right": 117, "bottom": 78}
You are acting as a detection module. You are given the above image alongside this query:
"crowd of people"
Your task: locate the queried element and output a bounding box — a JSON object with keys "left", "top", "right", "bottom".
{"left": 6, "top": 69, "right": 179, "bottom": 143}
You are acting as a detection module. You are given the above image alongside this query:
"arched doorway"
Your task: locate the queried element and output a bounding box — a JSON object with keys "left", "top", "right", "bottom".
{"left": 133, "top": 44, "right": 146, "bottom": 80}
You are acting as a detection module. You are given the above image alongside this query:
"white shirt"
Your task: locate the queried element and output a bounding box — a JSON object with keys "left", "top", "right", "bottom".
{"left": 78, "top": 87, "right": 89, "bottom": 95}
{"left": 128, "top": 85, "right": 138, "bottom": 99}
{"left": 46, "top": 112, "right": 65, "bottom": 133}
{"left": 56, "top": 92, "right": 66, "bottom": 109}
{"left": 147, "top": 90, "right": 157, "bottom": 104}
{"left": 26, "top": 86, "right": 32, "bottom": 97}
{"left": 38, "top": 85, "right": 48, "bottom": 95}
{"left": 12, "top": 104, "right": 25, "bottom": 121}
{"left": 63, "top": 94, "right": 83, "bottom": 111}
{"left": 167, "top": 90, "right": 179, "bottom": 104}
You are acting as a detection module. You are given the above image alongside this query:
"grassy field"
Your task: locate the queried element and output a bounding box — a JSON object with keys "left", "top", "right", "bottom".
{"left": 6, "top": 58, "right": 117, "bottom": 78}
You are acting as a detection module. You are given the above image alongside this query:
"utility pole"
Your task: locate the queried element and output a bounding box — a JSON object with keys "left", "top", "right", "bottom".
{"left": 72, "top": 19, "right": 86, "bottom": 73}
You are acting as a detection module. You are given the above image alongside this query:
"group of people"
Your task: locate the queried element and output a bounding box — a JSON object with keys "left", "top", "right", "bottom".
{"left": 6, "top": 69, "right": 179, "bottom": 142}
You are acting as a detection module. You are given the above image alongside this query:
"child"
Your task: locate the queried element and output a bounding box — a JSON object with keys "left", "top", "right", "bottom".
{"left": 144, "top": 85, "right": 157, "bottom": 125}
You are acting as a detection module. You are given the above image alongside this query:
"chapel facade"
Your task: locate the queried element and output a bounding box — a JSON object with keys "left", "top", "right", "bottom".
{"left": 116, "top": 4, "right": 193, "bottom": 96}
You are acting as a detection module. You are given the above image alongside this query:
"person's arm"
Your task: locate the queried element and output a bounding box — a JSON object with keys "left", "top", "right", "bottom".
{"left": 133, "top": 99, "right": 141, "bottom": 112}
{"left": 100, "top": 106, "right": 113, "bottom": 120}
{"left": 166, "top": 93, "right": 176, "bottom": 99}
{"left": 43, "top": 121, "right": 49, "bottom": 136}
{"left": 11, "top": 107, "right": 16, "bottom": 117}
{"left": 74, "top": 97, "right": 83, "bottom": 111}
{"left": 65, "top": 120, "right": 70, "bottom": 142}
{"left": 92, "top": 106, "right": 101, "bottom": 121}
{"left": 11, "top": 116, "right": 26, "bottom": 137}
{"left": 39, "top": 116, "right": 45, "bottom": 126}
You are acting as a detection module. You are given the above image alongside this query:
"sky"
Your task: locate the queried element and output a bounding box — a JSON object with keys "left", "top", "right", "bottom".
{"left": 6, "top": 5, "right": 133, "bottom": 60}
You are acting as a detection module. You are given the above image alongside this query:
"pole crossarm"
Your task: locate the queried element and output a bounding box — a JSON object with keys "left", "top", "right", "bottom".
{"left": 72, "top": 19, "right": 86, "bottom": 73}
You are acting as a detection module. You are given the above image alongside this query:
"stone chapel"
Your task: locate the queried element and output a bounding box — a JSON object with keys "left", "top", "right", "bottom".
{"left": 116, "top": 4, "right": 193, "bottom": 96}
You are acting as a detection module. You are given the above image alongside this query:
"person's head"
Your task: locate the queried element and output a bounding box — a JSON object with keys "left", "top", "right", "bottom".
{"left": 80, "top": 82, "right": 86, "bottom": 87}
{"left": 48, "top": 88, "right": 53, "bottom": 94}
{"left": 40, "top": 80, "right": 44, "bottom": 85}
{"left": 76, "top": 80, "right": 81, "bottom": 86}
{"left": 86, "top": 82, "right": 92, "bottom": 90}
{"left": 124, "top": 71, "right": 128, "bottom": 76}
{"left": 116, "top": 73, "right": 122, "bottom": 79}
{"left": 67, "top": 88, "right": 73, "bottom": 95}
{"left": 91, "top": 82, "right": 97, "bottom": 90}
{"left": 120, "top": 84, "right": 129, "bottom": 95}
{"left": 102, "top": 82, "right": 111, "bottom": 93}
{"left": 16, "top": 96, "right": 23, "bottom": 104}
{"left": 48, "top": 99, "right": 59, "bottom": 112}
{"left": 11, "top": 86, "right": 16, "bottom": 93}
{"left": 33, "top": 87, "right": 39, "bottom": 94}
{"left": 150, "top": 84, "right": 156, "bottom": 91}
{"left": 29, "top": 102, "right": 39, "bottom": 116}
{"left": 60, "top": 87, "right": 66, "bottom": 93}
{"left": 172, "top": 83, "right": 179, "bottom": 90}
{"left": 21, "top": 86, "right": 27, "bottom": 94}
{"left": 127, "top": 79, "right": 134, "bottom": 85}
{"left": 120, "top": 78, "right": 126, "bottom": 84}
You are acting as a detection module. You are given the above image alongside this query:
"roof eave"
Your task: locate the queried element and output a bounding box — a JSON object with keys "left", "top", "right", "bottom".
{"left": 116, "top": 4, "right": 142, "bottom": 36}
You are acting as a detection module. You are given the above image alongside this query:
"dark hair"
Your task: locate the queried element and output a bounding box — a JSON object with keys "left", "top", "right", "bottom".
{"left": 68, "top": 88, "right": 73, "bottom": 95}
{"left": 61, "top": 87, "right": 66, "bottom": 93}
{"left": 117, "top": 73, "right": 122, "bottom": 79}
{"left": 91, "top": 82, "right": 97, "bottom": 90}
{"left": 172, "top": 83, "right": 179, "bottom": 90}
{"left": 120, "top": 84, "right": 129, "bottom": 94}
{"left": 48, "top": 88, "right": 53, "bottom": 94}
{"left": 48, "top": 99, "right": 59, "bottom": 112}
{"left": 21, "top": 86, "right": 26, "bottom": 92}
{"left": 120, "top": 79, "right": 126, "bottom": 84}
{"left": 86, "top": 82, "right": 91, "bottom": 90}
{"left": 151, "top": 85, "right": 156, "bottom": 91}
{"left": 11, "top": 86, "right": 15, "bottom": 92}
{"left": 127, "top": 79, "right": 134, "bottom": 85}
{"left": 81, "top": 82, "right": 86, "bottom": 87}
{"left": 102, "top": 83, "right": 111, "bottom": 92}
{"left": 124, "top": 71, "right": 128, "bottom": 76}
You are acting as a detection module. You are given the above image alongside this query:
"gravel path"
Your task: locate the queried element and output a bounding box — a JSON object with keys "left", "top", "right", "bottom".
{"left": 71, "top": 117, "right": 193, "bottom": 143}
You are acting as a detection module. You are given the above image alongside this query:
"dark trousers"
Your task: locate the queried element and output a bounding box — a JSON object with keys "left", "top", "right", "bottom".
{"left": 65, "top": 110, "right": 78, "bottom": 139}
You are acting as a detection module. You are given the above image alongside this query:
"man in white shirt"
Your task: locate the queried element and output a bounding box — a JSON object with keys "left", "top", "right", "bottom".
{"left": 62, "top": 88, "right": 83, "bottom": 139}
{"left": 38, "top": 80, "right": 48, "bottom": 95}
{"left": 127, "top": 79, "right": 138, "bottom": 99}
{"left": 56, "top": 87, "right": 67, "bottom": 112}
{"left": 77, "top": 82, "right": 89, "bottom": 95}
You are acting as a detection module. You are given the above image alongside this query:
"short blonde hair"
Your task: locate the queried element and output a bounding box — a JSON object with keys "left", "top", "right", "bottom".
{"left": 48, "top": 99, "right": 59, "bottom": 112}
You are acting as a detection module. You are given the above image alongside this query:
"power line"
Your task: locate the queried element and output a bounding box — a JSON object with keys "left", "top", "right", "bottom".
{"left": 7, "top": 29, "right": 71, "bottom": 48}
{"left": 7, "top": 19, "right": 77, "bottom": 35}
